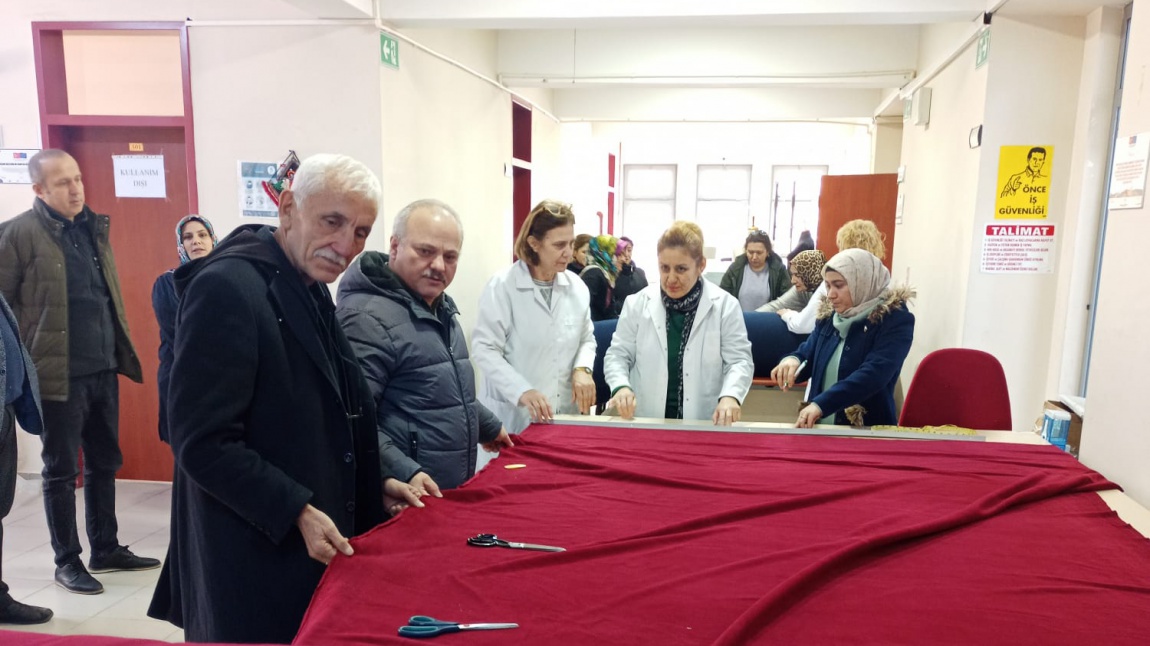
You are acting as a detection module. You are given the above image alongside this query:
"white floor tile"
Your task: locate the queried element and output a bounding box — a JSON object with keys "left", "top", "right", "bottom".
{"left": 3, "top": 481, "right": 172, "bottom": 638}
{"left": 72, "top": 616, "right": 176, "bottom": 640}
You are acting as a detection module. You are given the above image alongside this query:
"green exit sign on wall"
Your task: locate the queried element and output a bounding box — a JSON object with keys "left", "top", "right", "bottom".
{"left": 975, "top": 28, "right": 991, "bottom": 69}
{"left": 380, "top": 33, "right": 399, "bottom": 69}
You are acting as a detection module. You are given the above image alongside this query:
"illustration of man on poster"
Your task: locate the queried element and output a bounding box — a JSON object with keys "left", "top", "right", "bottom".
{"left": 1000, "top": 147, "right": 1047, "bottom": 197}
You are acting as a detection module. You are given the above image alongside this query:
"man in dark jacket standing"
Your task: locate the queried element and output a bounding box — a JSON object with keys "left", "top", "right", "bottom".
{"left": 146, "top": 154, "right": 423, "bottom": 644}
{"left": 0, "top": 291, "right": 53, "bottom": 624}
{"left": 338, "top": 199, "right": 512, "bottom": 498}
{"left": 0, "top": 149, "right": 155, "bottom": 596}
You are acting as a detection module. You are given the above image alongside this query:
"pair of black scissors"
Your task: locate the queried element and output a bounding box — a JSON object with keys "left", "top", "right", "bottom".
{"left": 467, "top": 533, "right": 566, "bottom": 552}
{"left": 398, "top": 615, "right": 518, "bottom": 639}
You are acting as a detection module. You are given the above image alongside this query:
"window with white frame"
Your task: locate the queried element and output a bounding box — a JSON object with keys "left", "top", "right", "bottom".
{"left": 769, "top": 166, "right": 828, "bottom": 258}
{"left": 621, "top": 164, "right": 676, "bottom": 273}
{"left": 695, "top": 165, "right": 752, "bottom": 263}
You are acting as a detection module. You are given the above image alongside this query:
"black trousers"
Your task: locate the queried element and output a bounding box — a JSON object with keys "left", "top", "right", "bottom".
{"left": 40, "top": 371, "right": 122, "bottom": 567}
{"left": 1, "top": 405, "right": 15, "bottom": 596}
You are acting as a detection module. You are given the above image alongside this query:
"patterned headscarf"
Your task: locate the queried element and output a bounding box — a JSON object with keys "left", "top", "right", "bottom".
{"left": 586, "top": 235, "right": 619, "bottom": 287}
{"left": 823, "top": 248, "right": 890, "bottom": 319}
{"left": 789, "top": 249, "right": 826, "bottom": 292}
{"left": 175, "top": 215, "right": 218, "bottom": 265}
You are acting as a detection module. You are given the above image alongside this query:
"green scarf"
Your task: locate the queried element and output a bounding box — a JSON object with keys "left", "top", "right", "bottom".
{"left": 819, "top": 302, "right": 882, "bottom": 424}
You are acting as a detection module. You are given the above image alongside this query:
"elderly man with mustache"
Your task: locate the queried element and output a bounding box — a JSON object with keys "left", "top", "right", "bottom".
{"left": 337, "top": 199, "right": 513, "bottom": 501}
{"left": 148, "top": 154, "right": 421, "bottom": 644}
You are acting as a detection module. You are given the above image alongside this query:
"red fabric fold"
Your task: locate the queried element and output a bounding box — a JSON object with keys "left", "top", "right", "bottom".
{"left": 295, "top": 424, "right": 1150, "bottom": 645}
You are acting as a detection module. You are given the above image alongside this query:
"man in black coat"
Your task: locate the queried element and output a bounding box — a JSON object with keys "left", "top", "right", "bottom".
{"left": 1, "top": 291, "right": 53, "bottom": 624}
{"left": 147, "top": 154, "right": 421, "bottom": 644}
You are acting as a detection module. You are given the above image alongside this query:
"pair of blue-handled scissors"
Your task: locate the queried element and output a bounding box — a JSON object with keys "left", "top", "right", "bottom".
{"left": 398, "top": 615, "right": 518, "bottom": 639}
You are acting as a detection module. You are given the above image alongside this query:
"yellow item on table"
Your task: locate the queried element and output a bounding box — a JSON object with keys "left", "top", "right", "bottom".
{"left": 870, "top": 424, "right": 979, "bottom": 436}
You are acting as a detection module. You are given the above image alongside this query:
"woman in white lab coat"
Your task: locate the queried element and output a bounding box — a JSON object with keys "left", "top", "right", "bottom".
{"left": 605, "top": 221, "right": 753, "bottom": 425}
{"left": 472, "top": 200, "right": 598, "bottom": 435}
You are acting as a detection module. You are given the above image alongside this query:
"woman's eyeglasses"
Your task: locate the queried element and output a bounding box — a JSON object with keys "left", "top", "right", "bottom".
{"left": 540, "top": 201, "right": 573, "bottom": 217}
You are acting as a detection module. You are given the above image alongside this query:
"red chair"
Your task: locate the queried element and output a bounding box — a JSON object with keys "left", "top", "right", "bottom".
{"left": 898, "top": 348, "right": 1012, "bottom": 430}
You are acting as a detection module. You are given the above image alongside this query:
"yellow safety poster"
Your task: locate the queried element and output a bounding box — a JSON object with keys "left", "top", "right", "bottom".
{"left": 996, "top": 145, "right": 1052, "bottom": 219}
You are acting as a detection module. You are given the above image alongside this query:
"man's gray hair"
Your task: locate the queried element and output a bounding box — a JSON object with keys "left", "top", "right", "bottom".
{"left": 393, "top": 199, "right": 464, "bottom": 242}
{"left": 28, "top": 149, "right": 73, "bottom": 185}
{"left": 291, "top": 153, "right": 382, "bottom": 213}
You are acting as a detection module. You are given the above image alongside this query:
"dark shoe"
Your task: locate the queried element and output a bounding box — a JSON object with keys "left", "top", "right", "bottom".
{"left": 88, "top": 545, "right": 161, "bottom": 573}
{"left": 54, "top": 561, "right": 104, "bottom": 595}
{"left": 0, "top": 596, "right": 53, "bottom": 625}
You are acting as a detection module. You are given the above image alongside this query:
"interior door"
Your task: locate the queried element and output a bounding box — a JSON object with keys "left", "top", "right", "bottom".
{"left": 817, "top": 173, "right": 898, "bottom": 269}
{"left": 52, "top": 125, "right": 187, "bottom": 481}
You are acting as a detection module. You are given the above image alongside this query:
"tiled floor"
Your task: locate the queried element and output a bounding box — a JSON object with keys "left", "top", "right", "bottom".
{"left": 3, "top": 477, "right": 182, "bottom": 641}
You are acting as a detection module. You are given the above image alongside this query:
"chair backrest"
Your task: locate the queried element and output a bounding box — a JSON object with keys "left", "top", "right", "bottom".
{"left": 898, "top": 348, "right": 1012, "bottom": 430}
{"left": 743, "top": 311, "right": 808, "bottom": 378}
{"left": 592, "top": 318, "right": 618, "bottom": 405}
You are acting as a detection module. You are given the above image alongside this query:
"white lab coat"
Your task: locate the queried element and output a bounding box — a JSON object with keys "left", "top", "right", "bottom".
{"left": 779, "top": 282, "right": 825, "bottom": 334}
{"left": 472, "top": 260, "right": 597, "bottom": 435}
{"left": 605, "top": 281, "right": 753, "bottom": 422}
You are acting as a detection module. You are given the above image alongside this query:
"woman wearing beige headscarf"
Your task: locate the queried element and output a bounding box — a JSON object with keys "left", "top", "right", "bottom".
{"left": 771, "top": 248, "right": 915, "bottom": 428}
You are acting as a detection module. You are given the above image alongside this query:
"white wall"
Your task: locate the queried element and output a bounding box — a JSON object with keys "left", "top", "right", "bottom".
{"left": 963, "top": 15, "right": 1085, "bottom": 432}
{"left": 1081, "top": 1, "right": 1150, "bottom": 507}
{"left": 378, "top": 28, "right": 564, "bottom": 337}
{"left": 893, "top": 23, "right": 989, "bottom": 392}
{"left": 191, "top": 24, "right": 383, "bottom": 243}
{"left": 1044, "top": 7, "right": 1124, "bottom": 397}
{"left": 870, "top": 122, "right": 904, "bottom": 173}
{"left": 896, "top": 17, "right": 1091, "bottom": 433}
{"left": 497, "top": 26, "right": 920, "bottom": 78}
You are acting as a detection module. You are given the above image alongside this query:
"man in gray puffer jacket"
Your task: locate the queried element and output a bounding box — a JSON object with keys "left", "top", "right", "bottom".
{"left": 337, "top": 200, "right": 512, "bottom": 497}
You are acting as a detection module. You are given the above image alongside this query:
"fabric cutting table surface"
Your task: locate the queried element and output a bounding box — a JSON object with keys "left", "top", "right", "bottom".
{"left": 294, "top": 422, "right": 1150, "bottom": 645}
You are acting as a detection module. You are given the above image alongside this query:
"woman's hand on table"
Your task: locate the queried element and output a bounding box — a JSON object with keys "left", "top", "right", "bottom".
{"left": 712, "top": 397, "right": 742, "bottom": 426}
{"left": 796, "top": 403, "right": 823, "bottom": 428}
{"left": 607, "top": 387, "right": 637, "bottom": 420}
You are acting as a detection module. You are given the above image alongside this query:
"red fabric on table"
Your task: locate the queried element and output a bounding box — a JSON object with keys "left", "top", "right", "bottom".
{"left": 294, "top": 424, "right": 1150, "bottom": 645}
{"left": 0, "top": 632, "right": 276, "bottom": 645}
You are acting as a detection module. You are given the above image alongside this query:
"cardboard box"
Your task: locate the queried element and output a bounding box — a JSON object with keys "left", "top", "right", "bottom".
{"left": 1043, "top": 400, "right": 1083, "bottom": 455}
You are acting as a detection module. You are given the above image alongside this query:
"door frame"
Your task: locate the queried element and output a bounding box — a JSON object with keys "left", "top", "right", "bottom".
{"left": 32, "top": 20, "right": 198, "bottom": 210}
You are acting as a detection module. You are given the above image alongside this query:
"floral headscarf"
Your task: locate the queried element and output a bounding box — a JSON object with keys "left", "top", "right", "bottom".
{"left": 175, "top": 215, "right": 218, "bottom": 265}
{"left": 586, "top": 235, "right": 619, "bottom": 286}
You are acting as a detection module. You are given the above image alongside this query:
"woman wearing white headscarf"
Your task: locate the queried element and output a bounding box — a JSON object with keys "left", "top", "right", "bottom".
{"left": 771, "top": 248, "right": 914, "bottom": 428}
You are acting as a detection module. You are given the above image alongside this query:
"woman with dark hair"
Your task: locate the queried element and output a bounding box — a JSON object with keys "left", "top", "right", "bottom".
{"left": 771, "top": 248, "right": 915, "bottom": 428}
{"left": 151, "top": 215, "right": 218, "bottom": 443}
{"left": 568, "top": 233, "right": 593, "bottom": 274}
{"left": 719, "top": 229, "right": 790, "bottom": 311}
{"left": 472, "top": 200, "right": 598, "bottom": 434}
{"left": 786, "top": 229, "right": 815, "bottom": 263}
{"left": 605, "top": 222, "right": 753, "bottom": 425}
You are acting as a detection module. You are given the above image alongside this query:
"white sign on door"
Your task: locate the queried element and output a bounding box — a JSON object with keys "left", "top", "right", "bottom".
{"left": 112, "top": 154, "right": 166, "bottom": 199}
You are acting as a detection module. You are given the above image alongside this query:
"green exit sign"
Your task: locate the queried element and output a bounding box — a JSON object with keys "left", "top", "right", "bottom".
{"left": 380, "top": 33, "right": 399, "bottom": 69}
{"left": 975, "top": 28, "right": 991, "bottom": 69}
